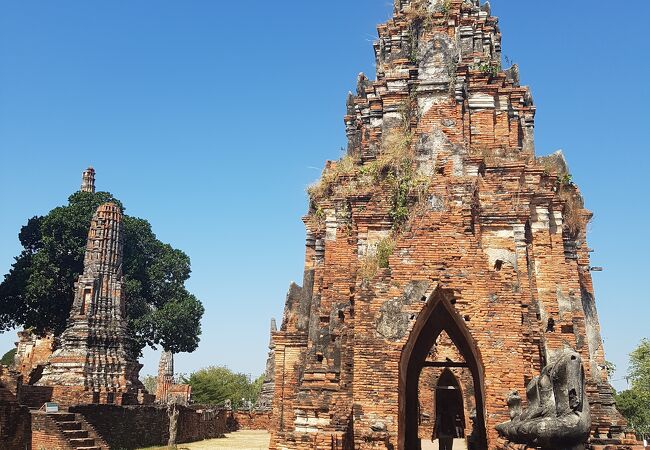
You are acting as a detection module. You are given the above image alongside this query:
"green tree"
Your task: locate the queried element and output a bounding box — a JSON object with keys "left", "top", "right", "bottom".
{"left": 141, "top": 375, "right": 158, "bottom": 394}
{"left": 628, "top": 339, "right": 650, "bottom": 394}
{"left": 0, "top": 190, "right": 204, "bottom": 356}
{"left": 616, "top": 390, "right": 649, "bottom": 440}
{"left": 615, "top": 339, "right": 650, "bottom": 441}
{"left": 182, "top": 366, "right": 263, "bottom": 408}
{"left": 251, "top": 374, "right": 264, "bottom": 401}
{"left": 1, "top": 349, "right": 16, "bottom": 367}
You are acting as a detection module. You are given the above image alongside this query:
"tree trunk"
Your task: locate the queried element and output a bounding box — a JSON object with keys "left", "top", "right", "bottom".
{"left": 167, "top": 402, "right": 179, "bottom": 449}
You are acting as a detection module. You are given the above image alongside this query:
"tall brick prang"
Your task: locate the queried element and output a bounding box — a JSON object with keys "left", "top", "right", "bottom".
{"left": 37, "top": 202, "right": 147, "bottom": 406}
{"left": 270, "top": 1, "right": 640, "bottom": 449}
{"left": 81, "top": 166, "right": 96, "bottom": 193}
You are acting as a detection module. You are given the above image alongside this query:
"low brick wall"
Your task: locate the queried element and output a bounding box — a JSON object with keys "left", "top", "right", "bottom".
{"left": 230, "top": 411, "right": 273, "bottom": 431}
{"left": 18, "top": 384, "right": 54, "bottom": 409}
{"left": 70, "top": 404, "right": 228, "bottom": 449}
{"left": 0, "top": 375, "right": 31, "bottom": 450}
{"left": 0, "top": 402, "right": 31, "bottom": 450}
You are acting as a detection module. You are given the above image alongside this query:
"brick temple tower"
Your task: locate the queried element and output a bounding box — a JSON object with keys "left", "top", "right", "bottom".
{"left": 254, "top": 319, "right": 277, "bottom": 412}
{"left": 270, "top": 1, "right": 637, "bottom": 449}
{"left": 156, "top": 351, "right": 174, "bottom": 403}
{"left": 81, "top": 167, "right": 96, "bottom": 193}
{"left": 38, "top": 202, "right": 147, "bottom": 406}
{"left": 155, "top": 351, "right": 191, "bottom": 404}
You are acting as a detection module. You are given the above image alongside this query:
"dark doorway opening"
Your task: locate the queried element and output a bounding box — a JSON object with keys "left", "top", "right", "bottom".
{"left": 436, "top": 369, "right": 465, "bottom": 439}
{"left": 399, "top": 287, "right": 488, "bottom": 450}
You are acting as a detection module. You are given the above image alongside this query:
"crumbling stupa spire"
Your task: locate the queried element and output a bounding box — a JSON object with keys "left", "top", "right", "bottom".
{"left": 38, "top": 202, "right": 148, "bottom": 405}
{"left": 81, "top": 166, "right": 96, "bottom": 193}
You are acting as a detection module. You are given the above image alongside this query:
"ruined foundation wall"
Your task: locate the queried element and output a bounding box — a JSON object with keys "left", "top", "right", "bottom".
{"left": 70, "top": 404, "right": 228, "bottom": 449}
{"left": 231, "top": 411, "right": 273, "bottom": 431}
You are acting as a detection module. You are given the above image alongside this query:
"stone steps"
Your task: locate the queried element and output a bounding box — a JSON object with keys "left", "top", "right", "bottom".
{"left": 49, "top": 413, "right": 104, "bottom": 450}
{"left": 63, "top": 429, "right": 90, "bottom": 439}
{"left": 70, "top": 437, "right": 96, "bottom": 447}
{"left": 57, "top": 420, "right": 83, "bottom": 430}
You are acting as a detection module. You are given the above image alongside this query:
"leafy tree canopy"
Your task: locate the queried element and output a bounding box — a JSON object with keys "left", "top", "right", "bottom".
{"left": 615, "top": 338, "right": 650, "bottom": 440}
{"left": 0, "top": 190, "right": 204, "bottom": 356}
{"left": 141, "top": 374, "right": 158, "bottom": 394}
{"left": 182, "top": 366, "right": 263, "bottom": 408}
{"left": 1, "top": 348, "right": 16, "bottom": 366}
{"left": 628, "top": 338, "right": 650, "bottom": 394}
{"left": 616, "top": 389, "right": 649, "bottom": 440}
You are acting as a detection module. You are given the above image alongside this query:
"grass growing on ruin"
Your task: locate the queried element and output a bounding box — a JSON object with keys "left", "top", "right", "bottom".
{"left": 558, "top": 183, "right": 587, "bottom": 237}
{"left": 308, "top": 96, "right": 430, "bottom": 233}
{"left": 361, "top": 130, "right": 412, "bottom": 180}
{"left": 307, "top": 154, "right": 359, "bottom": 201}
{"left": 405, "top": 0, "right": 453, "bottom": 27}
{"left": 477, "top": 62, "right": 501, "bottom": 77}
{"left": 359, "top": 236, "right": 396, "bottom": 281}
{"left": 537, "top": 152, "right": 588, "bottom": 236}
{"left": 375, "top": 126, "right": 430, "bottom": 230}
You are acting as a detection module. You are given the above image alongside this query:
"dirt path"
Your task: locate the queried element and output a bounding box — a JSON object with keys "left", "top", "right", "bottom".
{"left": 144, "top": 432, "right": 469, "bottom": 450}
{"left": 421, "top": 438, "right": 468, "bottom": 450}
{"left": 142, "top": 430, "right": 270, "bottom": 450}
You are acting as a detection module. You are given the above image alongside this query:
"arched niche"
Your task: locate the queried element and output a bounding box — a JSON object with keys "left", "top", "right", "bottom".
{"left": 398, "top": 286, "right": 488, "bottom": 450}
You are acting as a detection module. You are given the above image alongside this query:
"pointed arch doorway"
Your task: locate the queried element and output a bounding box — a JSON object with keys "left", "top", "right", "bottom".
{"left": 398, "top": 287, "right": 488, "bottom": 450}
{"left": 435, "top": 368, "right": 466, "bottom": 440}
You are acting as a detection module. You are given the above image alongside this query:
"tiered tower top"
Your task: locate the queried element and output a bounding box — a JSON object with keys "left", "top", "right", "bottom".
{"left": 81, "top": 167, "right": 96, "bottom": 193}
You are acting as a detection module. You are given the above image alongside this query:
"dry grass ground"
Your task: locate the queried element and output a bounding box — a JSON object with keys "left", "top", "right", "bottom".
{"left": 138, "top": 430, "right": 270, "bottom": 450}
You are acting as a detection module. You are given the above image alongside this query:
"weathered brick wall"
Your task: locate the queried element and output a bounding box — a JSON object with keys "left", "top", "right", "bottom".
{"left": 231, "top": 411, "right": 273, "bottom": 431}
{"left": 0, "top": 386, "right": 31, "bottom": 450}
{"left": 69, "top": 404, "right": 228, "bottom": 449}
{"left": 18, "top": 385, "right": 54, "bottom": 409}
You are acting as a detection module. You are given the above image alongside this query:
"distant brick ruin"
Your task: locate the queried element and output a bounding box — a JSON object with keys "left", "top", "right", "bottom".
{"left": 255, "top": 319, "right": 277, "bottom": 413}
{"left": 156, "top": 350, "right": 192, "bottom": 405}
{"left": 14, "top": 331, "right": 54, "bottom": 385}
{"left": 37, "top": 201, "right": 150, "bottom": 406}
{"left": 270, "top": 1, "right": 640, "bottom": 449}
{"left": 81, "top": 166, "right": 96, "bottom": 193}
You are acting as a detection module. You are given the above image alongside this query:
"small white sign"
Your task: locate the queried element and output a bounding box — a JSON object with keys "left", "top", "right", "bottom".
{"left": 44, "top": 402, "right": 59, "bottom": 413}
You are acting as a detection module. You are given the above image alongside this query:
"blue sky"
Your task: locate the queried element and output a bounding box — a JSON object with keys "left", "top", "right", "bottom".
{"left": 0, "top": 1, "right": 648, "bottom": 390}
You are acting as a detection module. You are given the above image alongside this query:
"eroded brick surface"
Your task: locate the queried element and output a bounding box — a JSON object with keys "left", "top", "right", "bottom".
{"left": 231, "top": 411, "right": 274, "bottom": 431}
{"left": 270, "top": 1, "right": 637, "bottom": 449}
